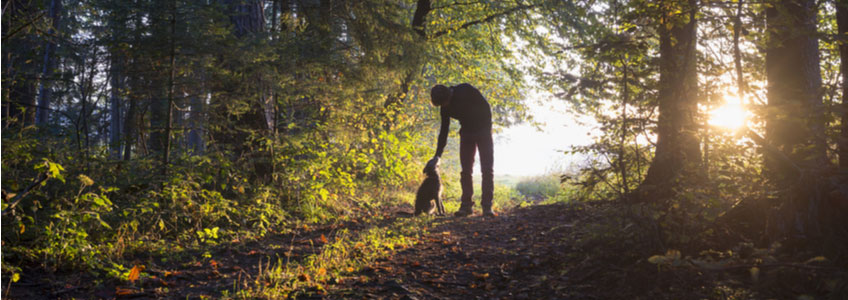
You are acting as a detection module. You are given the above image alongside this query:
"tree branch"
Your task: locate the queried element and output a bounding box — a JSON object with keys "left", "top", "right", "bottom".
{"left": 430, "top": 4, "right": 536, "bottom": 39}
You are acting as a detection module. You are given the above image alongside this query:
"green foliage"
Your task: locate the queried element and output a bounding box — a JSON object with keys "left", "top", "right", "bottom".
{"left": 514, "top": 174, "right": 562, "bottom": 200}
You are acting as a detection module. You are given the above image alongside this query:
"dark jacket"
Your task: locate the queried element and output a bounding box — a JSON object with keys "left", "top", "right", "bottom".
{"left": 434, "top": 83, "right": 492, "bottom": 157}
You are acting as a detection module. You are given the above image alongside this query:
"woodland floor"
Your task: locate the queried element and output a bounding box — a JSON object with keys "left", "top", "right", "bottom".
{"left": 4, "top": 202, "right": 840, "bottom": 299}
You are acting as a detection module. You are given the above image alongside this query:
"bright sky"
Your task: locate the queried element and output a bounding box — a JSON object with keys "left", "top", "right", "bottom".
{"left": 492, "top": 92, "right": 595, "bottom": 177}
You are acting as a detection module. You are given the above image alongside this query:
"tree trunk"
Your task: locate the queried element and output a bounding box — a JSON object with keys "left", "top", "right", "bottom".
{"left": 124, "top": 1, "right": 145, "bottom": 161}
{"left": 764, "top": 0, "right": 828, "bottom": 237}
{"left": 733, "top": 0, "right": 746, "bottom": 96}
{"left": 765, "top": 0, "right": 827, "bottom": 180}
{"left": 36, "top": 0, "right": 62, "bottom": 125}
{"left": 149, "top": 1, "right": 171, "bottom": 155}
{"left": 2, "top": 0, "right": 38, "bottom": 127}
{"left": 109, "top": 14, "right": 125, "bottom": 159}
{"left": 216, "top": 0, "right": 271, "bottom": 179}
{"left": 636, "top": 0, "right": 702, "bottom": 201}
{"left": 162, "top": 0, "right": 177, "bottom": 176}
{"left": 837, "top": 0, "right": 848, "bottom": 170}
{"left": 619, "top": 54, "right": 630, "bottom": 200}
{"left": 188, "top": 94, "right": 205, "bottom": 153}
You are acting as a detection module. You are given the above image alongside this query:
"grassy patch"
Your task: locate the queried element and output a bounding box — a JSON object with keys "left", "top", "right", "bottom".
{"left": 231, "top": 214, "right": 432, "bottom": 299}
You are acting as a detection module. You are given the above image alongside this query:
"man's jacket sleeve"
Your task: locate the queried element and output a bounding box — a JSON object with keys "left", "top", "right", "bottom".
{"left": 435, "top": 109, "right": 450, "bottom": 158}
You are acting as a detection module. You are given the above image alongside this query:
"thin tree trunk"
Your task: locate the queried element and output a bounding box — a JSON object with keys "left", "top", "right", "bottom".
{"left": 620, "top": 54, "right": 630, "bottom": 200}
{"left": 734, "top": 0, "right": 746, "bottom": 96}
{"left": 36, "top": 0, "right": 61, "bottom": 125}
{"left": 837, "top": 0, "right": 848, "bottom": 170}
{"left": 109, "top": 35, "right": 125, "bottom": 158}
{"left": 162, "top": 0, "right": 177, "bottom": 176}
{"left": 124, "top": 1, "right": 144, "bottom": 161}
{"left": 188, "top": 94, "right": 205, "bottom": 153}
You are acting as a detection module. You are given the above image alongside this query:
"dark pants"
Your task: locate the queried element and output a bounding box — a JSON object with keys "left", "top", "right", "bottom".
{"left": 459, "top": 129, "right": 494, "bottom": 210}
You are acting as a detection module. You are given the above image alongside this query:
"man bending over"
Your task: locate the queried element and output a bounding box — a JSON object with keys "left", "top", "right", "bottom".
{"left": 426, "top": 83, "right": 495, "bottom": 217}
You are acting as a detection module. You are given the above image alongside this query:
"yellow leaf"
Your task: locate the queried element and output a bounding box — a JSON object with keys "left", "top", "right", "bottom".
{"left": 78, "top": 174, "right": 94, "bottom": 187}
{"left": 317, "top": 267, "right": 327, "bottom": 276}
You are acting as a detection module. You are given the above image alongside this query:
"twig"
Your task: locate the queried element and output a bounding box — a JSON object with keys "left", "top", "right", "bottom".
{"left": 2, "top": 172, "right": 48, "bottom": 216}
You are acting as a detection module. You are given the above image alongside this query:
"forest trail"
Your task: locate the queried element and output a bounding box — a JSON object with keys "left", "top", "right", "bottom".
{"left": 9, "top": 203, "right": 604, "bottom": 299}
{"left": 10, "top": 202, "right": 815, "bottom": 299}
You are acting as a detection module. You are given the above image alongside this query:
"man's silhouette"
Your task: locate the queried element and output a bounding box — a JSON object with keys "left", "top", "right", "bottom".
{"left": 426, "top": 83, "right": 495, "bottom": 217}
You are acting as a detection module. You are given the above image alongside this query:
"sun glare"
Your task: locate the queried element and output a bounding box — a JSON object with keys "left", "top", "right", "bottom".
{"left": 708, "top": 96, "right": 749, "bottom": 131}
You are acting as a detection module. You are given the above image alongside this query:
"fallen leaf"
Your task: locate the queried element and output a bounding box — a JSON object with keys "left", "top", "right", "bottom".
{"left": 210, "top": 259, "right": 219, "bottom": 269}
{"left": 473, "top": 272, "right": 490, "bottom": 280}
{"left": 317, "top": 267, "right": 327, "bottom": 276}
{"left": 116, "top": 287, "right": 136, "bottom": 296}
{"left": 320, "top": 234, "right": 328, "bottom": 244}
{"left": 163, "top": 271, "right": 181, "bottom": 278}
{"left": 127, "top": 265, "right": 144, "bottom": 283}
{"left": 298, "top": 273, "right": 311, "bottom": 282}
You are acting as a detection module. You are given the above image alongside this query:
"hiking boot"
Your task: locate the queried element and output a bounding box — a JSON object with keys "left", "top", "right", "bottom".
{"left": 454, "top": 206, "right": 473, "bottom": 217}
{"left": 482, "top": 207, "right": 497, "bottom": 217}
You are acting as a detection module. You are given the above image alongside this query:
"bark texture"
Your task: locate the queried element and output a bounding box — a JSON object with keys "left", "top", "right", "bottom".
{"left": 637, "top": 0, "right": 702, "bottom": 200}
{"left": 764, "top": 0, "right": 827, "bottom": 180}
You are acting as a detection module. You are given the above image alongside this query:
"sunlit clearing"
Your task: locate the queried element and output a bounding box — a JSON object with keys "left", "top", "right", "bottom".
{"left": 708, "top": 95, "right": 749, "bottom": 131}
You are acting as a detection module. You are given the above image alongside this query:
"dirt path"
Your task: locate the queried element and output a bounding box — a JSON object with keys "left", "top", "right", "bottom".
{"left": 331, "top": 204, "right": 585, "bottom": 299}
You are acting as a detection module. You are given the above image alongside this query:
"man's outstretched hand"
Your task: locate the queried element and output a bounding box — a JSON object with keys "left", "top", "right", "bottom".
{"left": 424, "top": 157, "right": 439, "bottom": 173}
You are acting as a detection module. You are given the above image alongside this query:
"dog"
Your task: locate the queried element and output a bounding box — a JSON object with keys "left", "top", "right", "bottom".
{"left": 414, "top": 160, "right": 445, "bottom": 216}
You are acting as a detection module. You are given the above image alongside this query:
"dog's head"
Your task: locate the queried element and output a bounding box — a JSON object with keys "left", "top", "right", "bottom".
{"left": 423, "top": 160, "right": 440, "bottom": 177}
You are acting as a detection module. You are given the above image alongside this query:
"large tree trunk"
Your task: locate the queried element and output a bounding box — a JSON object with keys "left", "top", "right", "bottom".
{"left": 214, "top": 0, "right": 271, "bottom": 179}
{"left": 636, "top": 0, "right": 702, "bottom": 201}
{"left": 765, "top": 0, "right": 827, "bottom": 179}
{"left": 764, "top": 0, "right": 827, "bottom": 237}
{"left": 837, "top": 0, "right": 848, "bottom": 170}
{"left": 148, "top": 1, "right": 171, "bottom": 155}
{"left": 36, "top": 0, "right": 62, "bottom": 125}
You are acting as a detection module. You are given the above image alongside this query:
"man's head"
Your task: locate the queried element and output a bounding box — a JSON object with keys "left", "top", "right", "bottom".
{"left": 430, "top": 84, "right": 451, "bottom": 106}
